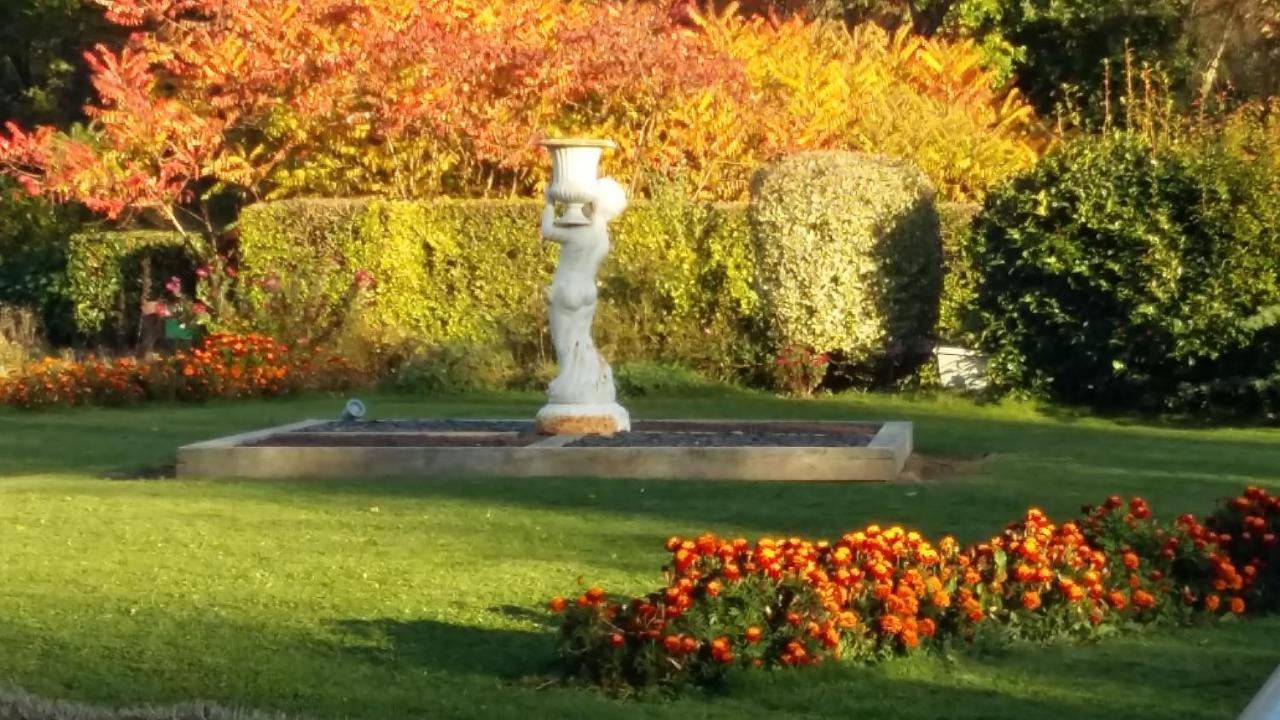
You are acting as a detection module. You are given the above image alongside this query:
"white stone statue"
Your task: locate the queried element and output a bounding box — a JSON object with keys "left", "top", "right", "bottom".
{"left": 534, "top": 140, "right": 630, "bottom": 435}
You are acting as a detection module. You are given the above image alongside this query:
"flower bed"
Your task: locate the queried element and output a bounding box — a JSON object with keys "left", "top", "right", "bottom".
{"left": 552, "top": 487, "right": 1278, "bottom": 692}
{"left": 0, "top": 333, "right": 356, "bottom": 409}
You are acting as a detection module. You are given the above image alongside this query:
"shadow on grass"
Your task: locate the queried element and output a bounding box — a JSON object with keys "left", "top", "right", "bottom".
{"left": 331, "top": 618, "right": 555, "bottom": 679}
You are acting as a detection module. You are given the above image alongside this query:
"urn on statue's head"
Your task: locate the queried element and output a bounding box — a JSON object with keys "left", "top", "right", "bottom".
{"left": 540, "top": 137, "right": 616, "bottom": 226}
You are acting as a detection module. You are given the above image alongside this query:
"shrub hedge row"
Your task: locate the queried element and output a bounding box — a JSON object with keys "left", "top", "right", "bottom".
{"left": 224, "top": 162, "right": 968, "bottom": 385}
{"left": 232, "top": 192, "right": 766, "bottom": 381}
{"left": 58, "top": 178, "right": 975, "bottom": 387}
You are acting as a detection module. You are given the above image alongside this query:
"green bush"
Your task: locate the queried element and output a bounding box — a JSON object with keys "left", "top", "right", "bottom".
{"left": 65, "top": 229, "right": 191, "bottom": 346}
{"left": 968, "top": 132, "right": 1280, "bottom": 414}
{"left": 748, "top": 151, "right": 943, "bottom": 379}
{"left": 0, "top": 180, "right": 79, "bottom": 343}
{"left": 234, "top": 193, "right": 765, "bottom": 383}
{"left": 383, "top": 342, "right": 521, "bottom": 396}
{"left": 613, "top": 361, "right": 722, "bottom": 398}
{"left": 936, "top": 202, "right": 982, "bottom": 346}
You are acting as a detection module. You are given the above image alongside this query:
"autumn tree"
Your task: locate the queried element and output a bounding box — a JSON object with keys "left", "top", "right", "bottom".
{"left": 0, "top": 0, "right": 739, "bottom": 318}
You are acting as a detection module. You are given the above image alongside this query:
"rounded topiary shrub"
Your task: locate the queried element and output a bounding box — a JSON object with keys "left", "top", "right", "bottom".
{"left": 969, "top": 133, "right": 1280, "bottom": 414}
{"left": 749, "top": 151, "right": 943, "bottom": 379}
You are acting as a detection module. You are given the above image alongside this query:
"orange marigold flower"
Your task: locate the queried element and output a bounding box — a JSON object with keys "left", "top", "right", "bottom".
{"left": 1230, "top": 597, "right": 1246, "bottom": 615}
{"left": 1122, "top": 552, "right": 1140, "bottom": 570}
{"left": 549, "top": 597, "right": 567, "bottom": 613}
{"left": 745, "top": 626, "right": 762, "bottom": 644}
{"left": 901, "top": 629, "right": 920, "bottom": 649}
{"left": 609, "top": 633, "right": 625, "bottom": 647}
{"left": 1205, "top": 594, "right": 1221, "bottom": 612}
{"left": 1021, "top": 591, "right": 1042, "bottom": 610}
{"left": 878, "top": 615, "right": 904, "bottom": 635}
{"left": 919, "top": 618, "right": 937, "bottom": 637}
{"left": 1107, "top": 591, "right": 1127, "bottom": 610}
{"left": 1132, "top": 590, "right": 1157, "bottom": 609}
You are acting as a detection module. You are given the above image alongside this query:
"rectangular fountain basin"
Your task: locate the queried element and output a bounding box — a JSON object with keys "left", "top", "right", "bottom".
{"left": 177, "top": 419, "right": 912, "bottom": 482}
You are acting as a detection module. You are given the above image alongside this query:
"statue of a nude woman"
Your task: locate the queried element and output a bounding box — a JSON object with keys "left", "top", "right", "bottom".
{"left": 535, "top": 177, "right": 631, "bottom": 435}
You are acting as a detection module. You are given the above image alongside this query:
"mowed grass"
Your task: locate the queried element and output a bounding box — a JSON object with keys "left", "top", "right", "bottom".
{"left": 1, "top": 389, "right": 1279, "bottom": 719}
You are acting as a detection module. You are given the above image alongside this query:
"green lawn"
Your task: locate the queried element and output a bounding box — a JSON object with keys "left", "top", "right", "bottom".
{"left": 1, "top": 389, "right": 1279, "bottom": 719}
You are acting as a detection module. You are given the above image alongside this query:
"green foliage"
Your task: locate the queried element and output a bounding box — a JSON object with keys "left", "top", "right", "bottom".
{"left": 969, "top": 132, "right": 1280, "bottom": 414}
{"left": 613, "top": 361, "right": 722, "bottom": 398}
{"left": 383, "top": 343, "right": 521, "bottom": 396}
{"left": 0, "top": 179, "right": 79, "bottom": 343}
{"left": 0, "top": 0, "right": 120, "bottom": 126}
{"left": 230, "top": 199, "right": 384, "bottom": 348}
{"left": 235, "top": 196, "right": 766, "bottom": 384}
{"left": 998, "top": 0, "right": 1193, "bottom": 114}
{"left": 748, "top": 151, "right": 943, "bottom": 377}
{"left": 936, "top": 202, "right": 981, "bottom": 345}
{"left": 65, "top": 229, "right": 191, "bottom": 345}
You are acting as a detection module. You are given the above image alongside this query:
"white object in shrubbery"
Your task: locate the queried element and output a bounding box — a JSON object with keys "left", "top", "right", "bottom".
{"left": 936, "top": 345, "right": 989, "bottom": 391}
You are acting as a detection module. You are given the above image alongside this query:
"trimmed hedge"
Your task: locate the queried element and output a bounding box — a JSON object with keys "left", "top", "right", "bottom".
{"left": 234, "top": 193, "right": 764, "bottom": 380}
{"left": 748, "top": 151, "right": 943, "bottom": 373}
{"left": 969, "top": 133, "right": 1280, "bottom": 414}
{"left": 65, "top": 230, "right": 190, "bottom": 346}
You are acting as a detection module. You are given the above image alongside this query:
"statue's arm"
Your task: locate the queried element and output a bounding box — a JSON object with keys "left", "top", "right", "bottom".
{"left": 541, "top": 203, "right": 565, "bottom": 244}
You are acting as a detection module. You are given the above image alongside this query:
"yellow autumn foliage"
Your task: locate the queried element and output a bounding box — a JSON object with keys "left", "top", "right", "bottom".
{"left": 253, "top": 0, "right": 1047, "bottom": 203}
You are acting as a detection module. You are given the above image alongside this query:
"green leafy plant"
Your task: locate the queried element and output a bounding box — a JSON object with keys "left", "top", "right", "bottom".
{"left": 969, "top": 132, "right": 1280, "bottom": 414}
{"left": 769, "top": 345, "right": 830, "bottom": 397}
{"left": 749, "top": 151, "right": 943, "bottom": 381}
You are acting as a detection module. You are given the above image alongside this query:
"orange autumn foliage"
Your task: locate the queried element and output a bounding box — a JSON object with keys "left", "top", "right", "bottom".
{"left": 1, "top": 0, "right": 1047, "bottom": 230}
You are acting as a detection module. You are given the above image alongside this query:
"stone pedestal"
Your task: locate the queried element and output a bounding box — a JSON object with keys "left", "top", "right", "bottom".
{"left": 535, "top": 403, "right": 630, "bottom": 436}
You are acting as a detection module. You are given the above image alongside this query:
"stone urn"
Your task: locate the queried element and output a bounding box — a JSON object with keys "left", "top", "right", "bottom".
{"left": 541, "top": 138, "right": 617, "bottom": 226}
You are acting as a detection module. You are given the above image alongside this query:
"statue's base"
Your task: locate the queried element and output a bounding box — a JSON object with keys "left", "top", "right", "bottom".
{"left": 535, "top": 403, "right": 630, "bottom": 436}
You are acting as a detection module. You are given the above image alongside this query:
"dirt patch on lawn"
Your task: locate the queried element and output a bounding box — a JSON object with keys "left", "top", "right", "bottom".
{"left": 896, "top": 453, "right": 995, "bottom": 483}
